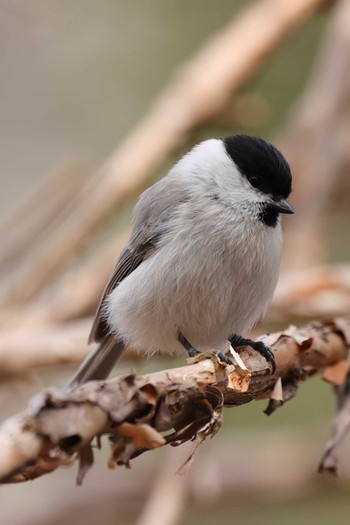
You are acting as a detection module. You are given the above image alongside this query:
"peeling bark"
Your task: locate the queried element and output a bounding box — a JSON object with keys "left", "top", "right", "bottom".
{"left": 0, "top": 317, "right": 349, "bottom": 484}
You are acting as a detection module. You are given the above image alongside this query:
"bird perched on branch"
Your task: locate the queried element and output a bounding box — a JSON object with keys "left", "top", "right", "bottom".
{"left": 69, "top": 134, "right": 293, "bottom": 386}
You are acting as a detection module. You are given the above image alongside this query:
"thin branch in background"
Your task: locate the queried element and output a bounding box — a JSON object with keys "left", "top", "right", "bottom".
{"left": 319, "top": 372, "right": 350, "bottom": 475}
{"left": 0, "top": 161, "right": 90, "bottom": 273}
{"left": 0, "top": 319, "right": 91, "bottom": 376}
{"left": 271, "top": 264, "right": 350, "bottom": 321}
{"left": 278, "top": 0, "right": 350, "bottom": 267}
{"left": 135, "top": 449, "right": 188, "bottom": 525}
{"left": 33, "top": 229, "right": 131, "bottom": 324}
{"left": 0, "top": 316, "right": 349, "bottom": 484}
{"left": 0, "top": 0, "right": 329, "bottom": 306}
{"left": 0, "top": 317, "right": 140, "bottom": 377}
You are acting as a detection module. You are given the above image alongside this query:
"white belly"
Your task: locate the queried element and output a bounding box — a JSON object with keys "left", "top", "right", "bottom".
{"left": 106, "top": 218, "right": 282, "bottom": 355}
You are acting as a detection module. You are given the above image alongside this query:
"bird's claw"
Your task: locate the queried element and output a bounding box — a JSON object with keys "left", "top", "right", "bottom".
{"left": 212, "top": 350, "right": 233, "bottom": 366}
{"left": 186, "top": 347, "right": 201, "bottom": 359}
{"left": 187, "top": 348, "right": 233, "bottom": 366}
{"left": 230, "top": 335, "right": 276, "bottom": 375}
{"left": 251, "top": 341, "right": 276, "bottom": 374}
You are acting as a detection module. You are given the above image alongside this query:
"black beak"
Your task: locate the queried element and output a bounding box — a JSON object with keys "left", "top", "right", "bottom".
{"left": 268, "top": 198, "right": 294, "bottom": 214}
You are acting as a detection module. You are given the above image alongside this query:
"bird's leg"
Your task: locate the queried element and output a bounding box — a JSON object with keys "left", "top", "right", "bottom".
{"left": 177, "top": 331, "right": 233, "bottom": 365}
{"left": 177, "top": 332, "right": 200, "bottom": 358}
{"left": 229, "top": 334, "right": 276, "bottom": 374}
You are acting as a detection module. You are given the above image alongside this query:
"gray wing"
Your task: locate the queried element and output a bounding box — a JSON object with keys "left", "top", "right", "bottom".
{"left": 89, "top": 173, "right": 190, "bottom": 344}
{"left": 88, "top": 236, "right": 158, "bottom": 343}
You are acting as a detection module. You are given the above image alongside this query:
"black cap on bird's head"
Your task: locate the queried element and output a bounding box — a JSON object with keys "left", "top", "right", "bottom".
{"left": 223, "top": 134, "right": 294, "bottom": 226}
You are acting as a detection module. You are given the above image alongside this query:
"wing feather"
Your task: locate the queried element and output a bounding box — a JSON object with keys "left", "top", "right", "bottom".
{"left": 88, "top": 239, "right": 157, "bottom": 343}
{"left": 89, "top": 172, "right": 191, "bottom": 344}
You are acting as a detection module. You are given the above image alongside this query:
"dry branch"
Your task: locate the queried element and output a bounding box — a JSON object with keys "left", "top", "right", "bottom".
{"left": 271, "top": 264, "right": 350, "bottom": 321}
{"left": 1, "top": 317, "right": 349, "bottom": 484}
{"left": 135, "top": 450, "right": 188, "bottom": 525}
{"left": 0, "top": 162, "right": 90, "bottom": 273}
{"left": 0, "top": 318, "right": 137, "bottom": 376}
{"left": 319, "top": 374, "right": 350, "bottom": 475}
{"left": 33, "top": 230, "right": 131, "bottom": 324}
{"left": 0, "top": 319, "right": 91, "bottom": 376}
{"left": 1, "top": 0, "right": 329, "bottom": 305}
{"left": 279, "top": 0, "right": 350, "bottom": 267}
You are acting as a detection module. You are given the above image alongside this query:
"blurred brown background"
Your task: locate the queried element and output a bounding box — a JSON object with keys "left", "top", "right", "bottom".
{"left": 2, "top": 1, "right": 350, "bottom": 524}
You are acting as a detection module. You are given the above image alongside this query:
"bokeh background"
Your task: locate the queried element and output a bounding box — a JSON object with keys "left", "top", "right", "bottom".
{"left": 1, "top": 1, "right": 350, "bottom": 524}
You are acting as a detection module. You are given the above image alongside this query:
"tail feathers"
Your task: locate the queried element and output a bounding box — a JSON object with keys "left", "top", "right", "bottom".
{"left": 68, "top": 336, "right": 125, "bottom": 388}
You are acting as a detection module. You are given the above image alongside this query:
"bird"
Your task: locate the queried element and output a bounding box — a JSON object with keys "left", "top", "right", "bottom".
{"left": 69, "top": 134, "right": 293, "bottom": 387}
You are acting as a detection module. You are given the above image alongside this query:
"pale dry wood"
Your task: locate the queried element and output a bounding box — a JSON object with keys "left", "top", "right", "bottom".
{"left": 278, "top": 0, "right": 350, "bottom": 267}
{"left": 135, "top": 450, "right": 188, "bottom": 525}
{"left": 0, "top": 414, "right": 43, "bottom": 477}
{"left": 0, "top": 317, "right": 142, "bottom": 377}
{"left": 319, "top": 373, "right": 350, "bottom": 475}
{"left": 0, "top": 319, "right": 91, "bottom": 376}
{"left": 271, "top": 264, "right": 350, "bottom": 321}
{"left": 1, "top": 0, "right": 329, "bottom": 305}
{"left": 0, "top": 161, "right": 89, "bottom": 272}
{"left": 0, "top": 316, "right": 349, "bottom": 483}
{"left": 32, "top": 229, "right": 131, "bottom": 324}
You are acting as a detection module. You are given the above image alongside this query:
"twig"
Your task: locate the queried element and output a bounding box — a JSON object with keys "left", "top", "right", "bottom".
{"left": 319, "top": 371, "right": 350, "bottom": 475}
{"left": 279, "top": 0, "right": 350, "bottom": 267}
{"left": 0, "top": 319, "right": 91, "bottom": 376}
{"left": 135, "top": 449, "right": 188, "bottom": 525}
{"left": 271, "top": 264, "right": 350, "bottom": 321}
{"left": 0, "top": 318, "right": 138, "bottom": 376}
{"left": 0, "top": 316, "right": 349, "bottom": 484}
{"left": 1, "top": 0, "right": 329, "bottom": 304}
{"left": 0, "top": 161, "right": 89, "bottom": 273}
{"left": 33, "top": 230, "right": 131, "bottom": 324}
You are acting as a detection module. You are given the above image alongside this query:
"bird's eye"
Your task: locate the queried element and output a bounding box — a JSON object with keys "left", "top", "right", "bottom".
{"left": 249, "top": 176, "right": 262, "bottom": 189}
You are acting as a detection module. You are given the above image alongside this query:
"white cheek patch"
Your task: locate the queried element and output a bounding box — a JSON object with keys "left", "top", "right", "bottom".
{"left": 173, "top": 138, "right": 270, "bottom": 211}
{"left": 231, "top": 164, "right": 270, "bottom": 205}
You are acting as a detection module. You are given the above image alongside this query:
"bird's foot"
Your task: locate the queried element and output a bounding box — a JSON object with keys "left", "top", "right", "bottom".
{"left": 187, "top": 346, "right": 201, "bottom": 359}
{"left": 177, "top": 332, "right": 233, "bottom": 366}
{"left": 229, "top": 334, "right": 276, "bottom": 374}
{"left": 210, "top": 349, "right": 233, "bottom": 366}
{"left": 190, "top": 348, "right": 233, "bottom": 366}
{"left": 178, "top": 332, "right": 200, "bottom": 359}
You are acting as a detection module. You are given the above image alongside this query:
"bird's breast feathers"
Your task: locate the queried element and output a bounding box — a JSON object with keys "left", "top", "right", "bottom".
{"left": 106, "top": 205, "right": 282, "bottom": 354}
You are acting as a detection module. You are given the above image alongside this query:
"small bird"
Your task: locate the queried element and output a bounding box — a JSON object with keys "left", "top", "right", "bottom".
{"left": 69, "top": 134, "right": 293, "bottom": 387}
